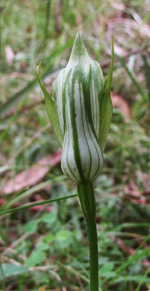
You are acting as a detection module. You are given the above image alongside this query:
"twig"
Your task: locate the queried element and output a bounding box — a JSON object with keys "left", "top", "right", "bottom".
{"left": 1, "top": 247, "right": 26, "bottom": 261}
{"left": 2, "top": 232, "right": 29, "bottom": 255}
{"left": 29, "top": 264, "right": 57, "bottom": 272}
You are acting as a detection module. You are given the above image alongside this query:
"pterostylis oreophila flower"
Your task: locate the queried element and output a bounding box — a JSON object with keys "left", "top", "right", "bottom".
{"left": 53, "top": 33, "right": 104, "bottom": 183}
{"left": 37, "top": 33, "right": 114, "bottom": 291}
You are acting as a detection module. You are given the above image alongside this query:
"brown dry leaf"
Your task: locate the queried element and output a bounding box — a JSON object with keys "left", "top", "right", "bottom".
{"left": 1, "top": 149, "right": 61, "bottom": 195}
{"left": 5, "top": 46, "right": 15, "bottom": 66}
{"left": 111, "top": 92, "right": 131, "bottom": 123}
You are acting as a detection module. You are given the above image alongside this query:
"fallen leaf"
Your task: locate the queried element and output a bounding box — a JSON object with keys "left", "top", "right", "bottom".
{"left": 1, "top": 149, "right": 61, "bottom": 194}
{"left": 111, "top": 92, "right": 131, "bottom": 123}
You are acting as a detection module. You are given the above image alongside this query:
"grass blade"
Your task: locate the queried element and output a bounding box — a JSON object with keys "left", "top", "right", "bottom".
{"left": 116, "top": 54, "right": 145, "bottom": 99}
{"left": 142, "top": 54, "right": 150, "bottom": 105}
{"left": 0, "top": 193, "right": 78, "bottom": 216}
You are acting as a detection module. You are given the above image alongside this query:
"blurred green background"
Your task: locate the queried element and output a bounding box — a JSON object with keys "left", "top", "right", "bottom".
{"left": 0, "top": 0, "right": 150, "bottom": 290}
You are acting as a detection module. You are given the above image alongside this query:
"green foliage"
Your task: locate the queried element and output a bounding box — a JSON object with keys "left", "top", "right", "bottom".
{"left": 25, "top": 250, "right": 46, "bottom": 267}
{"left": 0, "top": 264, "right": 28, "bottom": 281}
{"left": 25, "top": 220, "right": 38, "bottom": 233}
{"left": 100, "top": 262, "right": 116, "bottom": 278}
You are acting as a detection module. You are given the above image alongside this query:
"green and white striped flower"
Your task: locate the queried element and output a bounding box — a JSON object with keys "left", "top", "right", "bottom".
{"left": 53, "top": 33, "right": 103, "bottom": 182}
{"left": 37, "top": 33, "right": 114, "bottom": 183}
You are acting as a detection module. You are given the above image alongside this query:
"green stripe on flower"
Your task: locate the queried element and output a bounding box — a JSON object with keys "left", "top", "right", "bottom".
{"left": 53, "top": 33, "right": 104, "bottom": 182}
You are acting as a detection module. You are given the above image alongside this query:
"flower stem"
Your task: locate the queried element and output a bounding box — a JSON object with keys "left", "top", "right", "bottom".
{"left": 77, "top": 182, "right": 99, "bottom": 291}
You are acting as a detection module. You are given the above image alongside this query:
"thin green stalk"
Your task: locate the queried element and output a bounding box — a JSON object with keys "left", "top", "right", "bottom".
{"left": 77, "top": 182, "right": 98, "bottom": 291}
{"left": 0, "top": 193, "right": 78, "bottom": 216}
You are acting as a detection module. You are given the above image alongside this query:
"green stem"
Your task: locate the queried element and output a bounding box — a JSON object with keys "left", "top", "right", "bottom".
{"left": 44, "top": 0, "right": 51, "bottom": 39}
{"left": 77, "top": 182, "right": 99, "bottom": 291}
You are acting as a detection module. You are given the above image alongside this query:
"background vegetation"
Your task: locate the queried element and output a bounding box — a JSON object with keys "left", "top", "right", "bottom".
{"left": 0, "top": 0, "right": 150, "bottom": 290}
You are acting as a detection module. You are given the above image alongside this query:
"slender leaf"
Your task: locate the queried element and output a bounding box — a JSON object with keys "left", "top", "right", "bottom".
{"left": 114, "top": 275, "right": 150, "bottom": 284}
{"left": 1, "top": 180, "right": 53, "bottom": 210}
{"left": 103, "top": 242, "right": 150, "bottom": 286}
{"left": 37, "top": 63, "right": 63, "bottom": 146}
{"left": 0, "top": 193, "right": 78, "bottom": 216}
{"left": 57, "top": 261, "right": 89, "bottom": 283}
{"left": 116, "top": 54, "right": 145, "bottom": 99}
{"left": 142, "top": 54, "right": 150, "bottom": 105}
{"left": 100, "top": 37, "right": 114, "bottom": 151}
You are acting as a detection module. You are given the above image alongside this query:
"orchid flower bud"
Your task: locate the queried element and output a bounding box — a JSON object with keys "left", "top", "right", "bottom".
{"left": 53, "top": 33, "right": 104, "bottom": 182}
{"left": 37, "top": 33, "right": 114, "bottom": 183}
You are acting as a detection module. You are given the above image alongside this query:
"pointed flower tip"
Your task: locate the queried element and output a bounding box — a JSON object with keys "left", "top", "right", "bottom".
{"left": 69, "top": 32, "right": 89, "bottom": 64}
{"left": 75, "top": 32, "right": 81, "bottom": 40}
{"left": 73, "top": 32, "right": 83, "bottom": 48}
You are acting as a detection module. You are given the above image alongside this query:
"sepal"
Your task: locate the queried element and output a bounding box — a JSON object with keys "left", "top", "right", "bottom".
{"left": 99, "top": 37, "right": 114, "bottom": 151}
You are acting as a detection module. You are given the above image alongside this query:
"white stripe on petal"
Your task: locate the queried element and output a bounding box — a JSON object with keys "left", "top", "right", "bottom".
{"left": 53, "top": 33, "right": 104, "bottom": 183}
